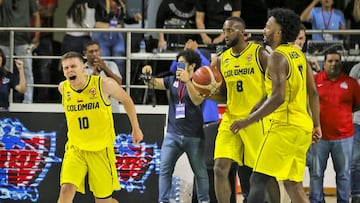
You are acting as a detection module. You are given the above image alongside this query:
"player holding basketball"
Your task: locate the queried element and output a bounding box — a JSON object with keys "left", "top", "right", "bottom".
{"left": 57, "top": 51, "right": 143, "bottom": 203}
{"left": 229, "top": 8, "right": 321, "bottom": 203}
{"left": 211, "top": 16, "right": 270, "bottom": 203}
{"left": 142, "top": 49, "right": 210, "bottom": 203}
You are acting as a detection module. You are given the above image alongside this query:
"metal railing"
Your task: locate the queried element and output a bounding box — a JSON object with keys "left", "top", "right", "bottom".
{"left": 2, "top": 27, "right": 360, "bottom": 102}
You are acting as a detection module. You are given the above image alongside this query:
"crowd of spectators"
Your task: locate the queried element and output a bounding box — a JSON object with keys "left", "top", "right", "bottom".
{"left": 1, "top": 0, "right": 359, "bottom": 104}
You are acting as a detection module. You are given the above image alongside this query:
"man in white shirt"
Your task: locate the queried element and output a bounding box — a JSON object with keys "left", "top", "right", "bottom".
{"left": 84, "top": 40, "right": 122, "bottom": 85}
{"left": 84, "top": 40, "right": 123, "bottom": 112}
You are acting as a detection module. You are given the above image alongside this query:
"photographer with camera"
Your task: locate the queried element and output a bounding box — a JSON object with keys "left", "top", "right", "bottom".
{"left": 142, "top": 49, "right": 210, "bottom": 203}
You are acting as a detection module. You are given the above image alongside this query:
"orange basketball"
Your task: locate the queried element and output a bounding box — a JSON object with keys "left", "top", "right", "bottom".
{"left": 192, "top": 66, "right": 223, "bottom": 97}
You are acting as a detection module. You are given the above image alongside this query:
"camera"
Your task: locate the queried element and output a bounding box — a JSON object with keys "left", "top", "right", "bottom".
{"left": 139, "top": 73, "right": 152, "bottom": 82}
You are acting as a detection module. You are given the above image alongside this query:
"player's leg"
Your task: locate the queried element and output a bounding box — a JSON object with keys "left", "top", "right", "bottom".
{"left": 283, "top": 180, "right": 309, "bottom": 203}
{"left": 95, "top": 197, "right": 119, "bottom": 203}
{"left": 213, "top": 115, "right": 243, "bottom": 203}
{"left": 239, "top": 122, "right": 267, "bottom": 202}
{"left": 267, "top": 179, "right": 281, "bottom": 203}
{"left": 57, "top": 183, "right": 77, "bottom": 203}
{"left": 247, "top": 172, "right": 273, "bottom": 203}
{"left": 284, "top": 127, "right": 312, "bottom": 203}
{"left": 88, "top": 146, "right": 121, "bottom": 203}
{"left": 57, "top": 144, "right": 88, "bottom": 203}
{"left": 214, "top": 158, "right": 234, "bottom": 203}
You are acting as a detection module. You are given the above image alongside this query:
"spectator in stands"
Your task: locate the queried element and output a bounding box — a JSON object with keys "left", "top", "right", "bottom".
{"left": 32, "top": 0, "right": 57, "bottom": 102}
{"left": 87, "top": 0, "right": 142, "bottom": 82}
{"left": 195, "top": 0, "right": 241, "bottom": 48}
{"left": 0, "top": 48, "right": 26, "bottom": 111}
{"left": 84, "top": 40, "right": 122, "bottom": 111}
{"left": 0, "top": 0, "right": 40, "bottom": 104}
{"left": 309, "top": 50, "right": 360, "bottom": 203}
{"left": 349, "top": 62, "right": 360, "bottom": 203}
{"left": 241, "top": 0, "right": 267, "bottom": 29}
{"left": 61, "top": 0, "right": 95, "bottom": 54}
{"left": 294, "top": 24, "right": 307, "bottom": 51}
{"left": 83, "top": 40, "right": 122, "bottom": 85}
{"left": 300, "top": 0, "right": 346, "bottom": 41}
{"left": 345, "top": 0, "right": 360, "bottom": 49}
{"left": 266, "top": 0, "right": 313, "bottom": 16}
{"left": 156, "top": 0, "right": 199, "bottom": 51}
{"left": 294, "top": 24, "right": 321, "bottom": 74}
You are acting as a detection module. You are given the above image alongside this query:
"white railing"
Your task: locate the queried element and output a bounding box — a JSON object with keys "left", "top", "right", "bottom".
{"left": 3, "top": 27, "right": 360, "bottom": 103}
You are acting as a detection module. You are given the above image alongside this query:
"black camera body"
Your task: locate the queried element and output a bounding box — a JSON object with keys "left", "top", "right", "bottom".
{"left": 139, "top": 73, "right": 152, "bottom": 82}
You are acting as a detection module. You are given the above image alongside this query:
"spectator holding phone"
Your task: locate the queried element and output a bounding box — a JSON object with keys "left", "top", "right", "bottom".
{"left": 142, "top": 49, "right": 210, "bottom": 203}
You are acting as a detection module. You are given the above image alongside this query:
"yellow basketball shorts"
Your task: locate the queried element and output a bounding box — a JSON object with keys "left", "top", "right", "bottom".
{"left": 253, "top": 123, "right": 312, "bottom": 182}
{"left": 60, "top": 143, "right": 121, "bottom": 198}
{"left": 214, "top": 113, "right": 265, "bottom": 167}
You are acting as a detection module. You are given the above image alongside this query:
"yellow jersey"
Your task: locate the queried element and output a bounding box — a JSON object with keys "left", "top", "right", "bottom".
{"left": 266, "top": 44, "right": 313, "bottom": 132}
{"left": 62, "top": 75, "right": 115, "bottom": 151}
{"left": 221, "top": 42, "right": 266, "bottom": 118}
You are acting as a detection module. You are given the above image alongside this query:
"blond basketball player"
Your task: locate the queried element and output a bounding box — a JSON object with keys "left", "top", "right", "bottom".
{"left": 57, "top": 51, "right": 143, "bottom": 203}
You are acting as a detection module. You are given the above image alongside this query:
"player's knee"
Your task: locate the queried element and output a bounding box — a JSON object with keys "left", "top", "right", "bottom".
{"left": 94, "top": 196, "right": 117, "bottom": 203}
{"left": 213, "top": 163, "right": 229, "bottom": 178}
{"left": 283, "top": 180, "right": 301, "bottom": 191}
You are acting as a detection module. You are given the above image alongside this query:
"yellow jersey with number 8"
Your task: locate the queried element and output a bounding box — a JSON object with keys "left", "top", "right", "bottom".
{"left": 221, "top": 42, "right": 266, "bottom": 118}
{"left": 62, "top": 75, "right": 115, "bottom": 151}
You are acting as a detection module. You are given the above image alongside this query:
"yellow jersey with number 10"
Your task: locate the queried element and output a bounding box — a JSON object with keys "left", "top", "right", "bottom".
{"left": 266, "top": 44, "right": 313, "bottom": 132}
{"left": 221, "top": 42, "right": 266, "bottom": 118}
{"left": 62, "top": 75, "right": 115, "bottom": 151}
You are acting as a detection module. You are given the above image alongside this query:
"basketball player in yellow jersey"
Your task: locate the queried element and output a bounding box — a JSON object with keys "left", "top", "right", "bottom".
{"left": 211, "top": 16, "right": 269, "bottom": 203}
{"left": 57, "top": 51, "right": 144, "bottom": 203}
{"left": 230, "top": 8, "right": 321, "bottom": 203}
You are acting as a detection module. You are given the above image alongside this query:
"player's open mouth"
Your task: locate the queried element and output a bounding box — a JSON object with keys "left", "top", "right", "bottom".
{"left": 69, "top": 76, "right": 76, "bottom": 80}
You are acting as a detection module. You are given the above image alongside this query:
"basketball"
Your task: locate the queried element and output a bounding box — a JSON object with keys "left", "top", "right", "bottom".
{"left": 192, "top": 66, "right": 223, "bottom": 97}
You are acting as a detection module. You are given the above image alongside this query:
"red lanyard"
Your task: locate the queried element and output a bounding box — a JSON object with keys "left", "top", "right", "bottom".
{"left": 177, "top": 80, "right": 186, "bottom": 103}
{"left": 322, "top": 8, "right": 333, "bottom": 29}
